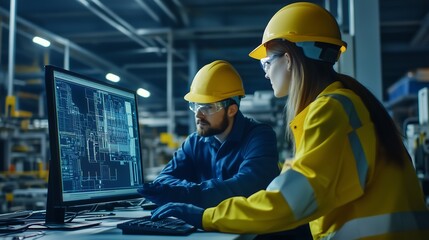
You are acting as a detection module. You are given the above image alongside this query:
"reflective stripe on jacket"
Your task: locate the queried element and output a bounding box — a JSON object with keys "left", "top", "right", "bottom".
{"left": 202, "top": 82, "right": 429, "bottom": 239}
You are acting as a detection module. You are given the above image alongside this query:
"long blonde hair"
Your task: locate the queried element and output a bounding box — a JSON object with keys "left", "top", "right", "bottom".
{"left": 266, "top": 40, "right": 335, "bottom": 142}
{"left": 266, "top": 39, "right": 408, "bottom": 165}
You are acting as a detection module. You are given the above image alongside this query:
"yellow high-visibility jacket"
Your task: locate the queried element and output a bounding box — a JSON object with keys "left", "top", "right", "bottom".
{"left": 202, "top": 81, "right": 429, "bottom": 239}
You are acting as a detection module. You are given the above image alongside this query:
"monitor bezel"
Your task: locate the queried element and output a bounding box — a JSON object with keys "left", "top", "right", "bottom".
{"left": 44, "top": 65, "right": 145, "bottom": 210}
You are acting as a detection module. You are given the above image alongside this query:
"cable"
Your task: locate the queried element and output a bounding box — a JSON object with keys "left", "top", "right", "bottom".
{"left": 0, "top": 223, "right": 46, "bottom": 236}
{"left": 11, "top": 231, "right": 45, "bottom": 240}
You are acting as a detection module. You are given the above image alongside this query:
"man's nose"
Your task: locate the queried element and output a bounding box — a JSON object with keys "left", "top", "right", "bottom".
{"left": 195, "top": 109, "right": 205, "bottom": 118}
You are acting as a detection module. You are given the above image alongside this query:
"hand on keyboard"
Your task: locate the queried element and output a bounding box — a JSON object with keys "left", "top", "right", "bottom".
{"left": 151, "top": 202, "right": 203, "bottom": 229}
{"left": 137, "top": 182, "right": 190, "bottom": 206}
{"left": 140, "top": 199, "right": 158, "bottom": 210}
{"left": 117, "top": 216, "right": 196, "bottom": 235}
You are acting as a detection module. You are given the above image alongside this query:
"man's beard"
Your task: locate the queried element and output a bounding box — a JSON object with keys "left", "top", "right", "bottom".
{"left": 196, "top": 111, "right": 229, "bottom": 137}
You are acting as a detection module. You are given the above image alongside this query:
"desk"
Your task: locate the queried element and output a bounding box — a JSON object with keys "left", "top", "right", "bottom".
{"left": 6, "top": 208, "right": 255, "bottom": 240}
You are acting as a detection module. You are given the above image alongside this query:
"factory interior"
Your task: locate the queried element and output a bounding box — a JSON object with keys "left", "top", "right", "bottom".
{"left": 0, "top": 0, "right": 428, "bottom": 219}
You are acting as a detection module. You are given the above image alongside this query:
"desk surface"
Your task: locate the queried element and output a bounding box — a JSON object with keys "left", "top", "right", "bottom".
{"left": 7, "top": 208, "right": 255, "bottom": 240}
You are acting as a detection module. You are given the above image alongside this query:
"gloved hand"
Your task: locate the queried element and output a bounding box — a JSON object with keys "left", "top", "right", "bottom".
{"left": 137, "top": 182, "right": 192, "bottom": 205}
{"left": 151, "top": 202, "right": 204, "bottom": 229}
{"left": 137, "top": 182, "right": 166, "bottom": 204}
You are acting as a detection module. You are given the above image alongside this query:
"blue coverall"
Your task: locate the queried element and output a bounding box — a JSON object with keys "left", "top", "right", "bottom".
{"left": 154, "top": 111, "right": 280, "bottom": 208}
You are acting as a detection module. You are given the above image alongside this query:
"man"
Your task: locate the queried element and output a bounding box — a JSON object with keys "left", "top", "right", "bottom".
{"left": 138, "top": 60, "right": 280, "bottom": 208}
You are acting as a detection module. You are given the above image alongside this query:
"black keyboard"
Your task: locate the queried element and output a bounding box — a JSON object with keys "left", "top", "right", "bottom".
{"left": 117, "top": 216, "right": 197, "bottom": 235}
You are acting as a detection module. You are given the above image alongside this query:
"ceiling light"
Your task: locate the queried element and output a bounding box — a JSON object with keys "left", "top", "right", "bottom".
{"left": 105, "top": 73, "right": 120, "bottom": 82}
{"left": 32, "top": 36, "right": 50, "bottom": 47}
{"left": 137, "top": 88, "right": 150, "bottom": 98}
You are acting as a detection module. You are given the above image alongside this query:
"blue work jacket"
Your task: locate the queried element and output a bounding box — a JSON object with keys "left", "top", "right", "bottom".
{"left": 154, "top": 111, "right": 280, "bottom": 208}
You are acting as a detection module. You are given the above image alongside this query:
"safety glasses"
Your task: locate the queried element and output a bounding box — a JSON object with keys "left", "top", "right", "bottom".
{"left": 260, "top": 54, "right": 283, "bottom": 73}
{"left": 189, "top": 99, "right": 231, "bottom": 116}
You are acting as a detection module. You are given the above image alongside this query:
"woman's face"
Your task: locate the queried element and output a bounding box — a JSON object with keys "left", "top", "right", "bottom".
{"left": 264, "top": 51, "right": 291, "bottom": 98}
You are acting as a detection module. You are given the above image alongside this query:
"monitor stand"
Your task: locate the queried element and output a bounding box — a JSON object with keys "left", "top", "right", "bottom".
{"left": 44, "top": 205, "right": 101, "bottom": 230}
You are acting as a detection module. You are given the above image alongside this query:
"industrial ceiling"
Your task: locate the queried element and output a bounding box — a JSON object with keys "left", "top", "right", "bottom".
{"left": 0, "top": 0, "right": 428, "bottom": 132}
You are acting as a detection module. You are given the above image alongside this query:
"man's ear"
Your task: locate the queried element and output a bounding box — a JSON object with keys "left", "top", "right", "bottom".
{"left": 227, "top": 104, "right": 238, "bottom": 117}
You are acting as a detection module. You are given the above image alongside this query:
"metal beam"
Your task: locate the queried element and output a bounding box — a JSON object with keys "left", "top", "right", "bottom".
{"left": 135, "top": 0, "right": 160, "bottom": 23}
{"left": 123, "top": 62, "right": 187, "bottom": 70}
{"left": 154, "top": 0, "right": 177, "bottom": 23}
{"left": 77, "top": 0, "right": 150, "bottom": 48}
{"left": 350, "top": 0, "right": 382, "bottom": 100}
{"left": 172, "top": 0, "right": 189, "bottom": 26}
{"left": 0, "top": 6, "right": 164, "bottom": 97}
{"left": 7, "top": 0, "right": 16, "bottom": 96}
{"left": 166, "top": 31, "right": 175, "bottom": 133}
{"left": 410, "top": 11, "right": 429, "bottom": 46}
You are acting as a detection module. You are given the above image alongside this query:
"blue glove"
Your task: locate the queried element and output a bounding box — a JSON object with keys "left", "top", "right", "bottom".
{"left": 137, "top": 182, "right": 194, "bottom": 206}
{"left": 137, "top": 182, "right": 167, "bottom": 204}
{"left": 151, "top": 202, "right": 204, "bottom": 229}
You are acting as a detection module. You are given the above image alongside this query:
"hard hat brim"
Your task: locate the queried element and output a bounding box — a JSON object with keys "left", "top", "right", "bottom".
{"left": 184, "top": 92, "right": 224, "bottom": 104}
{"left": 249, "top": 38, "right": 347, "bottom": 61}
{"left": 249, "top": 44, "right": 266, "bottom": 60}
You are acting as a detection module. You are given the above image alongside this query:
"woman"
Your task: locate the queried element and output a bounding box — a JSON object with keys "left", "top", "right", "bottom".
{"left": 151, "top": 2, "right": 429, "bottom": 239}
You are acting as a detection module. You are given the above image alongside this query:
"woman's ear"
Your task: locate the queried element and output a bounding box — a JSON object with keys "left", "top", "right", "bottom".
{"left": 284, "top": 52, "right": 292, "bottom": 71}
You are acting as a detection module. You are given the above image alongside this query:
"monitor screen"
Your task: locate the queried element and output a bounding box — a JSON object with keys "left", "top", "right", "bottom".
{"left": 44, "top": 65, "right": 144, "bottom": 226}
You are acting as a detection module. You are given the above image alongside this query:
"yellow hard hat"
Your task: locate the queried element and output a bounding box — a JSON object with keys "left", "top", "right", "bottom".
{"left": 184, "top": 60, "right": 245, "bottom": 103}
{"left": 249, "top": 2, "right": 347, "bottom": 60}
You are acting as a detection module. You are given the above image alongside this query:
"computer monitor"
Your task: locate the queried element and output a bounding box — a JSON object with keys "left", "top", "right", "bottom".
{"left": 44, "top": 65, "right": 144, "bottom": 228}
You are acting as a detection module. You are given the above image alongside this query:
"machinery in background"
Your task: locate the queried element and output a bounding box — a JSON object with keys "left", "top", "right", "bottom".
{"left": 405, "top": 87, "right": 429, "bottom": 205}
{"left": 0, "top": 118, "right": 49, "bottom": 213}
{"left": 0, "top": 173, "right": 47, "bottom": 213}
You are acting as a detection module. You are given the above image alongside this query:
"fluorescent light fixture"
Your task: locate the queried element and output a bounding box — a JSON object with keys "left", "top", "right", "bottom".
{"left": 105, "top": 73, "right": 120, "bottom": 82}
{"left": 77, "top": 0, "right": 90, "bottom": 6}
{"left": 137, "top": 88, "right": 150, "bottom": 98}
{"left": 32, "top": 36, "right": 50, "bottom": 47}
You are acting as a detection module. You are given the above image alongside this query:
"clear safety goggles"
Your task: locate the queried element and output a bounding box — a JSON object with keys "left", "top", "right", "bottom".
{"left": 189, "top": 99, "right": 232, "bottom": 116}
{"left": 260, "top": 54, "right": 283, "bottom": 73}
